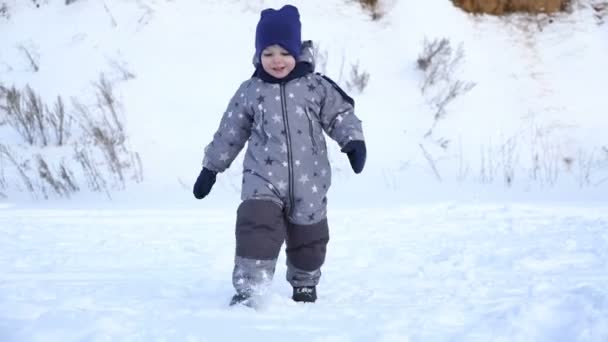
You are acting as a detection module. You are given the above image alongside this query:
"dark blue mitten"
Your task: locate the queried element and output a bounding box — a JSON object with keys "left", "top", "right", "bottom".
{"left": 341, "top": 140, "right": 366, "bottom": 174}
{"left": 193, "top": 167, "right": 217, "bottom": 199}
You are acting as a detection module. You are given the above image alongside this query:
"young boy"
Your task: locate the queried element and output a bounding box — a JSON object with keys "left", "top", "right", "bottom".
{"left": 193, "top": 4, "right": 366, "bottom": 306}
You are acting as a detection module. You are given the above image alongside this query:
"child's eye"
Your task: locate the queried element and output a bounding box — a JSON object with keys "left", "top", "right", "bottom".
{"left": 263, "top": 53, "right": 273, "bottom": 57}
{"left": 280, "top": 52, "right": 290, "bottom": 56}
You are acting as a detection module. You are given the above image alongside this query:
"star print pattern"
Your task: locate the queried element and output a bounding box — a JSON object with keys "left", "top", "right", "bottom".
{"left": 277, "top": 180, "right": 287, "bottom": 190}
{"left": 201, "top": 56, "right": 364, "bottom": 225}
{"left": 299, "top": 174, "right": 310, "bottom": 184}
{"left": 296, "top": 106, "right": 305, "bottom": 117}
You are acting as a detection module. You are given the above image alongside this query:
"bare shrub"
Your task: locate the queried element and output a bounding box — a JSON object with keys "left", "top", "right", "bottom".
{"left": 65, "top": 0, "right": 81, "bottom": 5}
{"left": 95, "top": 74, "right": 125, "bottom": 142}
{"left": 575, "top": 149, "right": 593, "bottom": 187}
{"left": 476, "top": 137, "right": 523, "bottom": 186}
{"left": 18, "top": 45, "right": 39, "bottom": 72}
{"left": 0, "top": 145, "right": 6, "bottom": 190}
{"left": 457, "top": 124, "right": 607, "bottom": 188}
{"left": 0, "top": 85, "right": 71, "bottom": 146}
{"left": 345, "top": 61, "right": 370, "bottom": 94}
{"left": 417, "top": 38, "right": 468, "bottom": 93}
{"left": 47, "top": 96, "right": 71, "bottom": 146}
{"left": 2, "top": 85, "right": 38, "bottom": 145}
{"left": 0, "top": 144, "right": 36, "bottom": 196}
{"left": 130, "top": 151, "right": 144, "bottom": 182}
{"left": 59, "top": 161, "right": 79, "bottom": 193}
{"left": 419, "top": 143, "right": 442, "bottom": 182}
{"left": 499, "top": 137, "right": 519, "bottom": 187}
{"left": 592, "top": 1, "right": 608, "bottom": 24}
{"left": 572, "top": 147, "right": 608, "bottom": 187}
{"left": 0, "top": 84, "right": 5, "bottom": 117}
{"left": 72, "top": 98, "right": 125, "bottom": 184}
{"left": 479, "top": 144, "right": 496, "bottom": 184}
{"left": 435, "top": 137, "right": 450, "bottom": 149}
{"left": 1, "top": 72, "right": 141, "bottom": 199}
{"left": 355, "top": 0, "right": 383, "bottom": 20}
{"left": 103, "top": 2, "right": 118, "bottom": 27}
{"left": 24, "top": 86, "right": 48, "bottom": 146}
{"left": 1, "top": 76, "right": 142, "bottom": 199}
{"left": 427, "top": 80, "right": 475, "bottom": 124}
{"left": 527, "top": 125, "right": 560, "bottom": 187}
{"left": 417, "top": 37, "right": 476, "bottom": 138}
{"left": 71, "top": 74, "right": 142, "bottom": 188}
{"left": 108, "top": 58, "right": 136, "bottom": 81}
{"left": 1, "top": 2, "right": 9, "bottom": 19}
{"left": 74, "top": 145, "right": 110, "bottom": 198}
{"left": 36, "top": 155, "right": 75, "bottom": 198}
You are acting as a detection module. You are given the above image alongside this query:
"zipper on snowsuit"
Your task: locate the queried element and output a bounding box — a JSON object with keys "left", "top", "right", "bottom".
{"left": 260, "top": 106, "right": 269, "bottom": 146}
{"left": 280, "top": 84, "right": 295, "bottom": 217}
{"left": 304, "top": 106, "right": 318, "bottom": 152}
{"left": 251, "top": 104, "right": 270, "bottom": 146}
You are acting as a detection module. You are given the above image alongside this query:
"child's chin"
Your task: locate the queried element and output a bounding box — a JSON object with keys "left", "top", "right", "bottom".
{"left": 271, "top": 72, "right": 288, "bottom": 79}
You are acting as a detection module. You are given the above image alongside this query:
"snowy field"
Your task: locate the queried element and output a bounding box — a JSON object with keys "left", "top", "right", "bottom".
{"left": 2, "top": 0, "right": 608, "bottom": 340}
{"left": 1, "top": 203, "right": 608, "bottom": 341}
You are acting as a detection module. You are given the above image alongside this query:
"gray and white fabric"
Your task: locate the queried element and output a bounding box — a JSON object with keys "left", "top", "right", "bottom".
{"left": 202, "top": 42, "right": 364, "bottom": 225}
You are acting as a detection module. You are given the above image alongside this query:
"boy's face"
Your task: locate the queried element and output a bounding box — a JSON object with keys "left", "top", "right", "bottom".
{"left": 260, "top": 45, "right": 296, "bottom": 79}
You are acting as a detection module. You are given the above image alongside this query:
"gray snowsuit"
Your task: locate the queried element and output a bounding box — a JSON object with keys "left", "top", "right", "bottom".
{"left": 202, "top": 42, "right": 364, "bottom": 294}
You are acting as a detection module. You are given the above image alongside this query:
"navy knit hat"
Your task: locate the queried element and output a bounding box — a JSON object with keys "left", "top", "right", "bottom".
{"left": 255, "top": 5, "right": 302, "bottom": 60}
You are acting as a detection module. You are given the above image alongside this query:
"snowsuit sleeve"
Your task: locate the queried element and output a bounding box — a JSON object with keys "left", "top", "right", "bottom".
{"left": 202, "top": 80, "right": 253, "bottom": 173}
{"left": 316, "top": 75, "right": 365, "bottom": 148}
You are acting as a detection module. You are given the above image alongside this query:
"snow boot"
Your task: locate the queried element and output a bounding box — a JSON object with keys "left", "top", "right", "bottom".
{"left": 229, "top": 293, "right": 253, "bottom": 307}
{"left": 292, "top": 286, "right": 317, "bottom": 303}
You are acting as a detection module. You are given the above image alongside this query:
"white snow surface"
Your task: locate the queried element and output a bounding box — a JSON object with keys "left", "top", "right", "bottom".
{"left": 1, "top": 0, "right": 608, "bottom": 340}
{"left": 1, "top": 204, "right": 608, "bottom": 341}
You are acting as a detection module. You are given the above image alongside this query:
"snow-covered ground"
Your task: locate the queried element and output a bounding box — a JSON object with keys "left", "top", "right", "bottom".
{"left": 1, "top": 203, "right": 608, "bottom": 341}
{"left": 1, "top": 0, "right": 608, "bottom": 340}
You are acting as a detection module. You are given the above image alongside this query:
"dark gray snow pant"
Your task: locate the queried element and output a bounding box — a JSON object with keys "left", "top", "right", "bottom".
{"left": 232, "top": 199, "right": 330, "bottom": 295}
